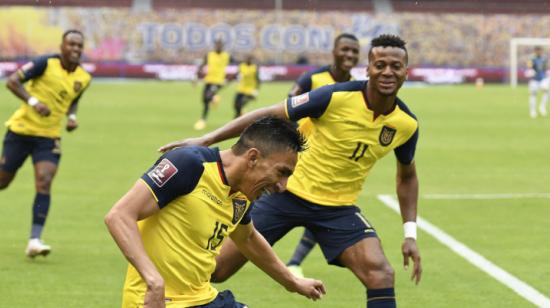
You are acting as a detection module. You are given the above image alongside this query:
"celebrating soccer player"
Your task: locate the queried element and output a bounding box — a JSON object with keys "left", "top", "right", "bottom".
{"left": 1, "top": 30, "right": 91, "bottom": 258}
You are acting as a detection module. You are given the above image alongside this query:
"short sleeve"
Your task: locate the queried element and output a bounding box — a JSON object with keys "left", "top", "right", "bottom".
{"left": 286, "top": 84, "right": 334, "bottom": 121}
{"left": 394, "top": 128, "right": 418, "bottom": 165}
{"left": 295, "top": 72, "right": 313, "bottom": 93}
{"left": 140, "top": 148, "right": 204, "bottom": 208}
{"left": 18, "top": 55, "right": 50, "bottom": 82}
{"left": 239, "top": 206, "right": 252, "bottom": 225}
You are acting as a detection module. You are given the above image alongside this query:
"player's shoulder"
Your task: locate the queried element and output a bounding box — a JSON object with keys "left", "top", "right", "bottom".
{"left": 309, "top": 65, "right": 331, "bottom": 75}
{"left": 331, "top": 80, "right": 366, "bottom": 92}
{"left": 165, "top": 146, "right": 220, "bottom": 166}
{"left": 395, "top": 97, "right": 417, "bottom": 121}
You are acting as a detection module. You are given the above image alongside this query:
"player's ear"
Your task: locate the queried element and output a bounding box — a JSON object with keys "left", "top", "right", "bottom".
{"left": 246, "top": 148, "right": 260, "bottom": 168}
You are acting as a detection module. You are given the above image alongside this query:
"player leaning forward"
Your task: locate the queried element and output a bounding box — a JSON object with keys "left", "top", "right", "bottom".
{"left": 106, "top": 117, "right": 325, "bottom": 307}
{"left": 161, "top": 34, "right": 422, "bottom": 308}
{"left": 1, "top": 30, "right": 91, "bottom": 257}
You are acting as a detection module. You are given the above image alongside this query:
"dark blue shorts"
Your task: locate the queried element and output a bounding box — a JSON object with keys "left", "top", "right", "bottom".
{"left": 251, "top": 191, "right": 377, "bottom": 266}
{"left": 0, "top": 130, "right": 61, "bottom": 172}
{"left": 190, "top": 290, "right": 247, "bottom": 308}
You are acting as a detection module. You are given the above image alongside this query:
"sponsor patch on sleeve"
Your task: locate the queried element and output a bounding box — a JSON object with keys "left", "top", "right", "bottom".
{"left": 147, "top": 158, "right": 178, "bottom": 187}
{"left": 291, "top": 93, "right": 310, "bottom": 108}
{"left": 21, "top": 61, "right": 34, "bottom": 72}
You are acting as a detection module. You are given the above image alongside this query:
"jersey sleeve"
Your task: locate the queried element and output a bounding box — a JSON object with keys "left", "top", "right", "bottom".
{"left": 295, "top": 71, "right": 312, "bottom": 94}
{"left": 140, "top": 148, "right": 204, "bottom": 208}
{"left": 286, "top": 84, "right": 334, "bottom": 121}
{"left": 17, "top": 55, "right": 50, "bottom": 82}
{"left": 394, "top": 128, "right": 418, "bottom": 165}
{"left": 239, "top": 205, "right": 252, "bottom": 225}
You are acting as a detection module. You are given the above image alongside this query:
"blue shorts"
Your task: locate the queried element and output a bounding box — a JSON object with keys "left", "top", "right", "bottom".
{"left": 251, "top": 191, "right": 377, "bottom": 266}
{"left": 0, "top": 130, "right": 61, "bottom": 172}
{"left": 190, "top": 290, "right": 247, "bottom": 308}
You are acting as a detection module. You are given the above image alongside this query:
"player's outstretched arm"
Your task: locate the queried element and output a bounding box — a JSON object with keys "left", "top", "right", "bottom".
{"left": 230, "top": 223, "right": 326, "bottom": 300}
{"left": 396, "top": 161, "right": 422, "bottom": 284}
{"left": 105, "top": 181, "right": 166, "bottom": 307}
{"left": 158, "top": 101, "right": 287, "bottom": 152}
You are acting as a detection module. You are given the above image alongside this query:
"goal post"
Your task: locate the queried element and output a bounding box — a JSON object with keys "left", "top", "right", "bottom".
{"left": 510, "top": 37, "right": 550, "bottom": 88}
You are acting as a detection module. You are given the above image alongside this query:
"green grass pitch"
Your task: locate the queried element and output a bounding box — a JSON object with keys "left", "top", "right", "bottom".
{"left": 0, "top": 80, "right": 549, "bottom": 307}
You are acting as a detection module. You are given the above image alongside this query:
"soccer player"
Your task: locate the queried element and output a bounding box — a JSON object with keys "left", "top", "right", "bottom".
{"left": 233, "top": 54, "right": 260, "bottom": 118}
{"left": 106, "top": 117, "right": 325, "bottom": 307}
{"left": 0, "top": 30, "right": 91, "bottom": 258}
{"left": 194, "top": 38, "right": 232, "bottom": 130}
{"left": 160, "top": 34, "right": 421, "bottom": 308}
{"left": 527, "top": 46, "right": 549, "bottom": 118}
{"left": 286, "top": 33, "right": 360, "bottom": 277}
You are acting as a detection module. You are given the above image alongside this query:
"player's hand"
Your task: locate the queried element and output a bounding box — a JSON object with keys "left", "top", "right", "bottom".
{"left": 158, "top": 136, "right": 210, "bottom": 153}
{"left": 66, "top": 119, "right": 78, "bottom": 132}
{"left": 143, "top": 279, "right": 166, "bottom": 308}
{"left": 34, "top": 102, "right": 51, "bottom": 117}
{"left": 289, "top": 277, "right": 326, "bottom": 301}
{"left": 402, "top": 238, "right": 422, "bottom": 284}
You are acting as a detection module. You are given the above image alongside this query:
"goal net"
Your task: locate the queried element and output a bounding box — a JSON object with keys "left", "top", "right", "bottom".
{"left": 510, "top": 37, "right": 550, "bottom": 88}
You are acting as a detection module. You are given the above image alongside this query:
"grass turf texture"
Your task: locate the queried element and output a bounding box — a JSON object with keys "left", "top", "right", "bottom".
{"left": 0, "top": 81, "right": 549, "bottom": 307}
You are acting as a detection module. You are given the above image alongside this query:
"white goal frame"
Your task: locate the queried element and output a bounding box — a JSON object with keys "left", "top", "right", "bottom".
{"left": 510, "top": 37, "right": 550, "bottom": 88}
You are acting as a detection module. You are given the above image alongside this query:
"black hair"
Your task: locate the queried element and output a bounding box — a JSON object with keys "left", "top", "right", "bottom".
{"left": 232, "top": 116, "right": 306, "bottom": 156}
{"left": 368, "top": 34, "right": 408, "bottom": 63}
{"left": 334, "top": 33, "right": 359, "bottom": 47}
{"left": 62, "top": 29, "right": 84, "bottom": 40}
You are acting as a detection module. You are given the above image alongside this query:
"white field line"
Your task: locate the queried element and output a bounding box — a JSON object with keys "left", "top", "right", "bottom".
{"left": 422, "top": 193, "right": 550, "bottom": 200}
{"left": 377, "top": 194, "right": 550, "bottom": 308}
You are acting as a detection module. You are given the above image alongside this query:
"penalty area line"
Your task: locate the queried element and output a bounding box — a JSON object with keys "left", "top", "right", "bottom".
{"left": 377, "top": 194, "right": 550, "bottom": 308}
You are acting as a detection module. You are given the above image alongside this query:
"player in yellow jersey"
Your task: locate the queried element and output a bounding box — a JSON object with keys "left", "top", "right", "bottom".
{"left": 107, "top": 117, "right": 325, "bottom": 307}
{"left": 0, "top": 30, "right": 91, "bottom": 258}
{"left": 286, "top": 33, "right": 360, "bottom": 277}
{"left": 160, "top": 34, "right": 421, "bottom": 308}
{"left": 194, "top": 38, "right": 232, "bottom": 130}
{"left": 233, "top": 54, "right": 260, "bottom": 118}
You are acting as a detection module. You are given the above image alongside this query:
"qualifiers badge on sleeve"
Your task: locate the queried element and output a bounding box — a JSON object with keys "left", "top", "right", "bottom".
{"left": 147, "top": 158, "right": 178, "bottom": 187}
{"left": 291, "top": 93, "right": 310, "bottom": 108}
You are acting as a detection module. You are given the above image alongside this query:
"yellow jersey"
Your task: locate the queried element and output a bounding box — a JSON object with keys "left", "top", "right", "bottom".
{"left": 292, "top": 65, "right": 353, "bottom": 137}
{"left": 237, "top": 63, "right": 259, "bottom": 96}
{"left": 6, "top": 54, "right": 91, "bottom": 138}
{"left": 203, "top": 51, "right": 230, "bottom": 85}
{"left": 122, "top": 146, "right": 251, "bottom": 307}
{"left": 285, "top": 81, "right": 419, "bottom": 206}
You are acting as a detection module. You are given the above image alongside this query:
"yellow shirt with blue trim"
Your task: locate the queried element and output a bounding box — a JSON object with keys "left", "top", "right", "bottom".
{"left": 237, "top": 63, "right": 259, "bottom": 96}
{"left": 204, "top": 51, "right": 230, "bottom": 85}
{"left": 122, "top": 146, "right": 252, "bottom": 308}
{"left": 292, "top": 65, "right": 353, "bottom": 137}
{"left": 5, "top": 54, "right": 91, "bottom": 138}
{"left": 285, "top": 81, "right": 419, "bottom": 206}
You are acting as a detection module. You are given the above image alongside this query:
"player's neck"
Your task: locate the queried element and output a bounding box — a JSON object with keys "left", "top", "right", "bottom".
{"left": 329, "top": 65, "right": 351, "bottom": 82}
{"left": 219, "top": 150, "right": 240, "bottom": 195}
{"left": 364, "top": 85, "right": 397, "bottom": 118}
{"left": 60, "top": 58, "right": 78, "bottom": 72}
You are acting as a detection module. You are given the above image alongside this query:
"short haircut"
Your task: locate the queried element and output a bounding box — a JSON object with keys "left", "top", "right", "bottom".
{"left": 232, "top": 116, "right": 306, "bottom": 156}
{"left": 368, "top": 34, "right": 408, "bottom": 63}
{"left": 62, "top": 29, "right": 84, "bottom": 41}
{"left": 334, "top": 33, "right": 359, "bottom": 47}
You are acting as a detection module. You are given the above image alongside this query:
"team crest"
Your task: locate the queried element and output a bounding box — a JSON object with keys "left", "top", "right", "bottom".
{"left": 232, "top": 198, "right": 248, "bottom": 224}
{"left": 147, "top": 158, "right": 178, "bottom": 187}
{"left": 379, "top": 126, "right": 396, "bottom": 146}
{"left": 291, "top": 93, "right": 309, "bottom": 108}
{"left": 74, "top": 81, "right": 82, "bottom": 92}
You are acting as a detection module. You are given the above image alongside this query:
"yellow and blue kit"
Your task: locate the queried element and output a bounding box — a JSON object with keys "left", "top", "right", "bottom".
{"left": 285, "top": 80, "right": 418, "bottom": 206}
{"left": 237, "top": 62, "right": 259, "bottom": 96}
{"left": 6, "top": 54, "right": 91, "bottom": 138}
{"left": 204, "top": 51, "right": 231, "bottom": 85}
{"left": 122, "top": 146, "right": 252, "bottom": 307}
{"left": 292, "top": 65, "right": 353, "bottom": 137}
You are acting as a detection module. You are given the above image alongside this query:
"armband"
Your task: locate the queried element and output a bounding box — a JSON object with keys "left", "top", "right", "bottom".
{"left": 27, "top": 97, "right": 39, "bottom": 107}
{"left": 404, "top": 221, "right": 417, "bottom": 240}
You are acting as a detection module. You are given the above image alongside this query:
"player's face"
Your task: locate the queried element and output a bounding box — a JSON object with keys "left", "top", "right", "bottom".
{"left": 367, "top": 46, "right": 408, "bottom": 96}
{"left": 61, "top": 33, "right": 84, "bottom": 65}
{"left": 333, "top": 38, "right": 360, "bottom": 72}
{"left": 215, "top": 40, "right": 224, "bottom": 52}
{"left": 245, "top": 149, "right": 297, "bottom": 201}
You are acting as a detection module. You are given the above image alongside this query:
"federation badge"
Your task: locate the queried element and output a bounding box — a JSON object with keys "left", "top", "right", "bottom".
{"left": 379, "top": 126, "right": 396, "bottom": 146}
{"left": 147, "top": 158, "right": 178, "bottom": 187}
{"left": 232, "top": 198, "right": 248, "bottom": 224}
{"left": 291, "top": 93, "right": 309, "bottom": 108}
{"left": 74, "top": 81, "right": 82, "bottom": 92}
